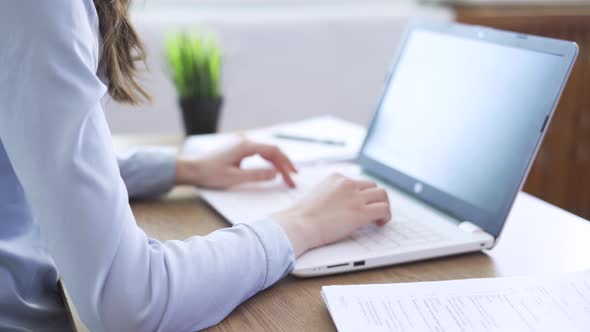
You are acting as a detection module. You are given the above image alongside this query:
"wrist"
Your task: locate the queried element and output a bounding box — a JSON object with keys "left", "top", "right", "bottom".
{"left": 272, "top": 209, "right": 313, "bottom": 257}
{"left": 175, "top": 158, "right": 201, "bottom": 186}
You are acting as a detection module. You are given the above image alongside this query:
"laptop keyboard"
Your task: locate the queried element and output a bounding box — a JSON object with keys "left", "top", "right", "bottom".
{"left": 350, "top": 216, "right": 445, "bottom": 251}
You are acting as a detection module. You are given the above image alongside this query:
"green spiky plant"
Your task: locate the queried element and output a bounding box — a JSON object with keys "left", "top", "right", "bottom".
{"left": 165, "top": 32, "right": 223, "bottom": 135}
{"left": 165, "top": 32, "right": 222, "bottom": 99}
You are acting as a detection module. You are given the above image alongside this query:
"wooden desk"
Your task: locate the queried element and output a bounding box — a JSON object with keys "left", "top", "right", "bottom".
{"left": 70, "top": 134, "right": 590, "bottom": 331}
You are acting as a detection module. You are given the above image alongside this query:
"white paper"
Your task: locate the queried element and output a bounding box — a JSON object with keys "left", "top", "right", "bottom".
{"left": 322, "top": 271, "right": 590, "bottom": 332}
{"left": 182, "top": 115, "right": 365, "bottom": 168}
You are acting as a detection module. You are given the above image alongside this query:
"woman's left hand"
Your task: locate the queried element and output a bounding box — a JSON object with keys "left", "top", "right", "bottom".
{"left": 175, "top": 139, "right": 297, "bottom": 189}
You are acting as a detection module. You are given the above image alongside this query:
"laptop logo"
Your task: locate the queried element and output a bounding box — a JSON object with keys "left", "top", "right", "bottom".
{"left": 414, "top": 182, "right": 423, "bottom": 194}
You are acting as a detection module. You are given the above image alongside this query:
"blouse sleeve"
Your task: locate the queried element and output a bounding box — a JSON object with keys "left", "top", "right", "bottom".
{"left": 0, "top": 1, "right": 294, "bottom": 331}
{"left": 116, "top": 147, "right": 177, "bottom": 199}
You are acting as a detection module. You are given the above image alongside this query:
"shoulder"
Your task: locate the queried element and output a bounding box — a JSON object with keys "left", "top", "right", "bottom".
{"left": 1, "top": 0, "right": 98, "bottom": 29}
{"left": 0, "top": 0, "right": 101, "bottom": 69}
{"left": 0, "top": 0, "right": 99, "bottom": 44}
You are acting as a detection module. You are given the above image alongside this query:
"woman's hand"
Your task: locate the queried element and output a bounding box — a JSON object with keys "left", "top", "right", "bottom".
{"left": 175, "top": 139, "right": 298, "bottom": 189}
{"left": 272, "top": 174, "right": 391, "bottom": 257}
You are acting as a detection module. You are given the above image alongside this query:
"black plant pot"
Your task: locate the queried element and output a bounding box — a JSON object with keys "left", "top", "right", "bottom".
{"left": 179, "top": 97, "right": 223, "bottom": 136}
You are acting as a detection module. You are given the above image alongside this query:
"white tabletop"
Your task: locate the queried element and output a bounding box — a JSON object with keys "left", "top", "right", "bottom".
{"left": 488, "top": 192, "right": 590, "bottom": 275}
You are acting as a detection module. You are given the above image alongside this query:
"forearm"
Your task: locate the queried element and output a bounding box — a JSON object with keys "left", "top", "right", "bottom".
{"left": 97, "top": 220, "right": 294, "bottom": 331}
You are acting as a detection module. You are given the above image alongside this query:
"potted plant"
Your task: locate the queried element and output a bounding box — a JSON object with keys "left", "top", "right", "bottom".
{"left": 165, "top": 32, "right": 222, "bottom": 135}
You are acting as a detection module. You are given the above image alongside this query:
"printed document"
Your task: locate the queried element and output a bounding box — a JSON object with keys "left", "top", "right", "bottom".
{"left": 322, "top": 271, "right": 590, "bottom": 332}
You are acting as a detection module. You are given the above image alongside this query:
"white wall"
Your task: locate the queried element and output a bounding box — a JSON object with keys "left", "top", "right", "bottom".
{"left": 104, "top": 3, "right": 454, "bottom": 133}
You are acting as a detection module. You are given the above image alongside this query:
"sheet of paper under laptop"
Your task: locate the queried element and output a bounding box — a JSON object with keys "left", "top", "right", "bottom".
{"left": 322, "top": 270, "right": 590, "bottom": 332}
{"left": 182, "top": 115, "right": 366, "bottom": 168}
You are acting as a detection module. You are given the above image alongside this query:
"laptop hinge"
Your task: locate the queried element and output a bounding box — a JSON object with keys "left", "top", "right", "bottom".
{"left": 458, "top": 221, "right": 485, "bottom": 234}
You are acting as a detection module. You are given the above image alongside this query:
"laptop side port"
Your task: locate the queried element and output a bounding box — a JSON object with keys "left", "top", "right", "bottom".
{"left": 353, "top": 260, "right": 365, "bottom": 267}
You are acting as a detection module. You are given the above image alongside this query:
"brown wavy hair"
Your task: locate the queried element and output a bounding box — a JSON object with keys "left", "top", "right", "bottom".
{"left": 93, "top": 0, "right": 150, "bottom": 104}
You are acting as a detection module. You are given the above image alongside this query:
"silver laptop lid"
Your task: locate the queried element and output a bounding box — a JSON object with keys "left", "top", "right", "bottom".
{"left": 358, "top": 21, "right": 578, "bottom": 238}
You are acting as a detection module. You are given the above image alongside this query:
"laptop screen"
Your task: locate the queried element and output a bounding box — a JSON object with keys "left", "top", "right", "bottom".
{"left": 360, "top": 24, "right": 577, "bottom": 237}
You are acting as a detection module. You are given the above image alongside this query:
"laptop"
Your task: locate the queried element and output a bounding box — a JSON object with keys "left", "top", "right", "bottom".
{"left": 198, "top": 21, "right": 578, "bottom": 277}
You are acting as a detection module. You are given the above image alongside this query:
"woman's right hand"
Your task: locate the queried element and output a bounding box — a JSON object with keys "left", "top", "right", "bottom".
{"left": 272, "top": 174, "right": 391, "bottom": 257}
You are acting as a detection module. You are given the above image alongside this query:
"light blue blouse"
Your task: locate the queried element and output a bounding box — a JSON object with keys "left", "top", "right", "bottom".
{"left": 0, "top": 1, "right": 294, "bottom": 331}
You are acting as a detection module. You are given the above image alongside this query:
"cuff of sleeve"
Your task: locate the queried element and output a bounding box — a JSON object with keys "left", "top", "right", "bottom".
{"left": 150, "top": 147, "right": 177, "bottom": 193}
{"left": 238, "top": 220, "right": 295, "bottom": 290}
{"left": 118, "top": 147, "right": 177, "bottom": 198}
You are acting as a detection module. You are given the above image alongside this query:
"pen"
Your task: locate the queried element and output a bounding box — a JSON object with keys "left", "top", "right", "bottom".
{"left": 273, "top": 133, "right": 347, "bottom": 146}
